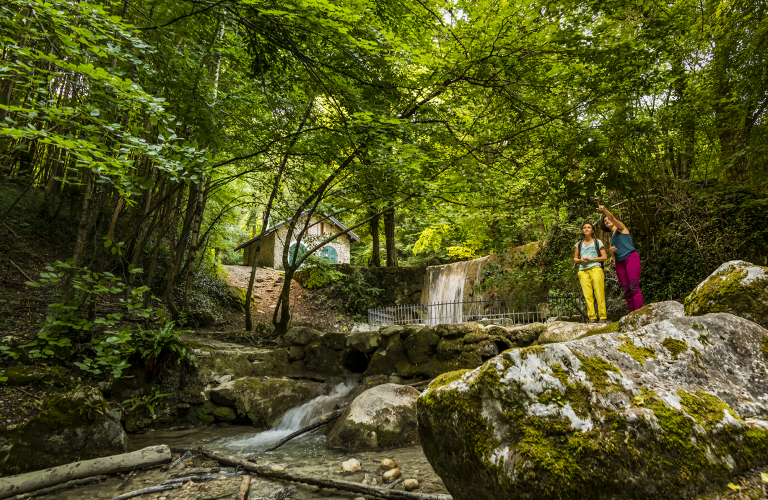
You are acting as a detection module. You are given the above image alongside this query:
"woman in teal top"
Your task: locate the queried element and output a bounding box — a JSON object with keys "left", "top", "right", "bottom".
{"left": 573, "top": 222, "right": 608, "bottom": 323}
{"left": 598, "top": 205, "right": 644, "bottom": 311}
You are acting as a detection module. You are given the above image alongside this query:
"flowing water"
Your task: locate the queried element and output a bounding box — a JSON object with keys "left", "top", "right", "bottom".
{"left": 422, "top": 255, "right": 491, "bottom": 325}
{"left": 43, "top": 380, "right": 447, "bottom": 500}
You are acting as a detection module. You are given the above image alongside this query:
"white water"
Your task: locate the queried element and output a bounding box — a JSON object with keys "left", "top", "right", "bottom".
{"left": 423, "top": 256, "right": 490, "bottom": 325}
{"left": 218, "top": 378, "right": 359, "bottom": 451}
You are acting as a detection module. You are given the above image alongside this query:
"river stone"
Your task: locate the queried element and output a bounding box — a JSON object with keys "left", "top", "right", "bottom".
{"left": 213, "top": 406, "right": 237, "bottom": 421}
{"left": 326, "top": 384, "right": 419, "bottom": 451}
{"left": 321, "top": 332, "right": 347, "bottom": 351}
{"left": 537, "top": 321, "right": 605, "bottom": 344}
{"left": 618, "top": 301, "right": 685, "bottom": 333}
{"left": 685, "top": 260, "right": 768, "bottom": 328}
{"left": 2, "top": 386, "right": 128, "bottom": 474}
{"left": 347, "top": 330, "right": 383, "bottom": 354}
{"left": 283, "top": 326, "right": 322, "bottom": 346}
{"left": 505, "top": 323, "right": 546, "bottom": 345}
{"left": 380, "top": 325, "right": 406, "bottom": 338}
{"left": 418, "top": 313, "right": 768, "bottom": 500}
{"left": 209, "top": 377, "right": 326, "bottom": 428}
{"left": 304, "top": 341, "right": 344, "bottom": 375}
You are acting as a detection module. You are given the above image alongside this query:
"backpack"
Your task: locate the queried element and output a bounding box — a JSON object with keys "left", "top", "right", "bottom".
{"left": 577, "top": 239, "right": 605, "bottom": 270}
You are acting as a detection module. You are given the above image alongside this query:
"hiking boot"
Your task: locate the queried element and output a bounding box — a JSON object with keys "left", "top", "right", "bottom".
{"left": 588, "top": 319, "right": 598, "bottom": 324}
{"left": 599, "top": 319, "right": 610, "bottom": 324}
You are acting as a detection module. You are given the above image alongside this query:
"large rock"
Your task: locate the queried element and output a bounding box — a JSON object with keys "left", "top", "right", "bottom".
{"left": 347, "top": 330, "right": 383, "bottom": 354}
{"left": 326, "top": 384, "right": 419, "bottom": 451}
{"left": 283, "top": 326, "right": 322, "bottom": 346}
{"left": 537, "top": 321, "right": 605, "bottom": 344}
{"left": 3, "top": 386, "right": 128, "bottom": 474}
{"left": 304, "top": 341, "right": 344, "bottom": 375}
{"left": 418, "top": 314, "right": 768, "bottom": 500}
{"left": 685, "top": 260, "right": 768, "bottom": 328}
{"left": 618, "top": 300, "right": 685, "bottom": 333}
{"left": 209, "top": 377, "right": 326, "bottom": 428}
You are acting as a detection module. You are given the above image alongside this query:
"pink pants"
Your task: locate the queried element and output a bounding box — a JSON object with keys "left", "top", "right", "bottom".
{"left": 615, "top": 252, "right": 643, "bottom": 311}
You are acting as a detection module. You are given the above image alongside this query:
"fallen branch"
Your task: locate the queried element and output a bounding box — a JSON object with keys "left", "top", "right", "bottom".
{"left": 2, "top": 222, "right": 18, "bottom": 238}
{"left": 260, "top": 411, "right": 342, "bottom": 453}
{"left": 406, "top": 379, "right": 433, "bottom": 388}
{"left": 0, "top": 445, "right": 172, "bottom": 500}
{"left": 9, "top": 260, "right": 31, "bottom": 282}
{"left": 235, "top": 476, "right": 251, "bottom": 500}
{"left": 107, "top": 483, "right": 178, "bottom": 500}
{"left": 7, "top": 475, "right": 109, "bottom": 500}
{"left": 200, "top": 448, "right": 453, "bottom": 500}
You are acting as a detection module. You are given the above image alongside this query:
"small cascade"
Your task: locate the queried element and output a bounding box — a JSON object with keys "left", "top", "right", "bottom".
{"left": 423, "top": 255, "right": 491, "bottom": 325}
{"left": 218, "top": 378, "right": 359, "bottom": 451}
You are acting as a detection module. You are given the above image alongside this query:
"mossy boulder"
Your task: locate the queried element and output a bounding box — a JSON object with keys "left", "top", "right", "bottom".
{"left": 618, "top": 300, "right": 685, "bottom": 333}
{"left": 418, "top": 313, "right": 768, "bottom": 500}
{"left": 304, "top": 341, "right": 344, "bottom": 375}
{"left": 209, "top": 377, "right": 326, "bottom": 428}
{"left": 3, "top": 386, "right": 128, "bottom": 474}
{"left": 213, "top": 406, "right": 237, "bottom": 422}
{"left": 1, "top": 365, "right": 68, "bottom": 387}
{"left": 326, "top": 383, "right": 419, "bottom": 451}
{"left": 283, "top": 326, "right": 322, "bottom": 346}
{"left": 347, "top": 330, "right": 383, "bottom": 354}
{"left": 685, "top": 260, "right": 768, "bottom": 328}
{"left": 537, "top": 321, "right": 605, "bottom": 344}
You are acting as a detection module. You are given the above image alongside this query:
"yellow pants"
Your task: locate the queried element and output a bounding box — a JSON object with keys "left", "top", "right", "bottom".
{"left": 578, "top": 267, "right": 607, "bottom": 320}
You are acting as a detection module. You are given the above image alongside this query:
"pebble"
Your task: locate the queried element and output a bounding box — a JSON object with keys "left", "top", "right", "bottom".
{"left": 341, "top": 458, "right": 361, "bottom": 473}
{"left": 380, "top": 458, "right": 398, "bottom": 470}
{"left": 382, "top": 468, "right": 401, "bottom": 482}
{"left": 361, "top": 473, "right": 377, "bottom": 485}
{"left": 404, "top": 478, "right": 419, "bottom": 491}
{"left": 271, "top": 465, "right": 286, "bottom": 471}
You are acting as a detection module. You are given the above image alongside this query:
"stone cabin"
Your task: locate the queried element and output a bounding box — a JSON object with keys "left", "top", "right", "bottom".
{"left": 234, "top": 212, "right": 360, "bottom": 270}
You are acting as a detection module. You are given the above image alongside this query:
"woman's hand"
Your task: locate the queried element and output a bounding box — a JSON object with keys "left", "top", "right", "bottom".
{"left": 609, "top": 245, "right": 617, "bottom": 254}
{"left": 597, "top": 205, "right": 607, "bottom": 212}
{"left": 582, "top": 258, "right": 590, "bottom": 263}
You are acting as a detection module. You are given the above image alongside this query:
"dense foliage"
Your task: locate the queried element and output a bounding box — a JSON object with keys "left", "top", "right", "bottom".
{"left": 1, "top": 0, "right": 766, "bottom": 341}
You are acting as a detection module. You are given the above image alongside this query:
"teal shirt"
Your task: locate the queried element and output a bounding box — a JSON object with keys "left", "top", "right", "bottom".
{"left": 575, "top": 240, "right": 604, "bottom": 272}
{"left": 611, "top": 231, "right": 637, "bottom": 262}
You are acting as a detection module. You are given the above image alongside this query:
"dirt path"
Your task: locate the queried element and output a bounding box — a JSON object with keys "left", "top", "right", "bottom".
{"left": 220, "top": 265, "right": 358, "bottom": 332}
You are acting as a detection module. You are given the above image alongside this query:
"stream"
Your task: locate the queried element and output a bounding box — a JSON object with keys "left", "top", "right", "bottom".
{"left": 43, "top": 380, "right": 447, "bottom": 499}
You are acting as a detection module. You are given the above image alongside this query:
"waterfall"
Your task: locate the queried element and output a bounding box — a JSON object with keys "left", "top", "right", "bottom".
{"left": 422, "top": 255, "right": 491, "bottom": 325}
{"left": 218, "top": 378, "right": 359, "bottom": 450}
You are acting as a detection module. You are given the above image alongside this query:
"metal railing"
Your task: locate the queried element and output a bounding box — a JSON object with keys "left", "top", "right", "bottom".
{"left": 368, "top": 295, "right": 588, "bottom": 327}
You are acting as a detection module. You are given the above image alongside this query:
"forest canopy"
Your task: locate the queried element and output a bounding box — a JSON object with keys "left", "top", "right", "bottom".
{"left": 1, "top": 0, "right": 767, "bottom": 336}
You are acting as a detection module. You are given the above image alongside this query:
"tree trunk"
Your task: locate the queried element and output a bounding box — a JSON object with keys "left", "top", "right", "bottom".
{"left": 370, "top": 210, "right": 380, "bottom": 267}
{"left": 183, "top": 177, "right": 206, "bottom": 308}
{"left": 64, "top": 170, "right": 93, "bottom": 290}
{"left": 0, "top": 446, "right": 171, "bottom": 499}
{"left": 384, "top": 205, "right": 397, "bottom": 267}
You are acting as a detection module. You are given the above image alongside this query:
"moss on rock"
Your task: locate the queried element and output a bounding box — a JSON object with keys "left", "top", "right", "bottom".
{"left": 3, "top": 386, "right": 128, "bottom": 474}
{"left": 417, "top": 314, "right": 768, "bottom": 500}
{"left": 684, "top": 261, "right": 768, "bottom": 329}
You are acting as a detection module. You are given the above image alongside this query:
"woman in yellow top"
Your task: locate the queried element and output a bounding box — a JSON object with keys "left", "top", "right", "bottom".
{"left": 573, "top": 221, "right": 608, "bottom": 323}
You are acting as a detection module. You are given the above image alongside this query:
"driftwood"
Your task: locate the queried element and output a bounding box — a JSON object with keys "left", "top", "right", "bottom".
{"left": 200, "top": 448, "right": 453, "bottom": 500}
{"left": 107, "top": 483, "right": 178, "bottom": 500}
{"left": 6, "top": 475, "right": 110, "bottom": 500}
{"left": 169, "top": 450, "right": 193, "bottom": 470}
{"left": 260, "top": 411, "right": 342, "bottom": 453}
{"left": 0, "top": 445, "right": 172, "bottom": 500}
{"left": 235, "top": 475, "right": 251, "bottom": 500}
{"left": 406, "top": 379, "right": 433, "bottom": 388}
